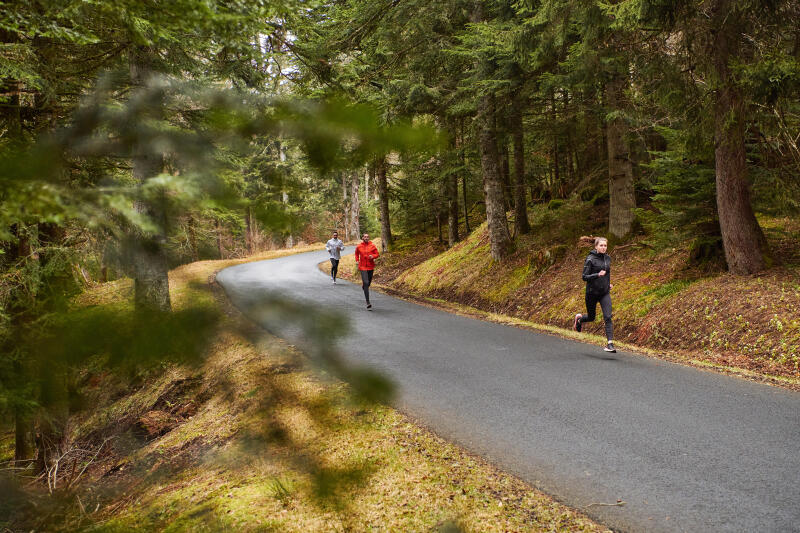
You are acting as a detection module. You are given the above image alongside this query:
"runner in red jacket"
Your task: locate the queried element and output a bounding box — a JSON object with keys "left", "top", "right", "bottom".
{"left": 354, "top": 233, "right": 380, "bottom": 309}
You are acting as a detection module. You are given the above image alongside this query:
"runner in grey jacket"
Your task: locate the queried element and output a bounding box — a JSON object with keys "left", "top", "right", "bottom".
{"left": 326, "top": 231, "right": 345, "bottom": 284}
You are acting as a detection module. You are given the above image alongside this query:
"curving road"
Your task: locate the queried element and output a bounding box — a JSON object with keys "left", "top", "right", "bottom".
{"left": 216, "top": 249, "right": 800, "bottom": 533}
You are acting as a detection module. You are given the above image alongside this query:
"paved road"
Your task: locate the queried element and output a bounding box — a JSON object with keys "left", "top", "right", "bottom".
{"left": 216, "top": 250, "right": 800, "bottom": 533}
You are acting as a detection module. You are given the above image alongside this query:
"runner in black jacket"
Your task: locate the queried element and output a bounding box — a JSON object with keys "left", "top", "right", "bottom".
{"left": 573, "top": 236, "right": 616, "bottom": 353}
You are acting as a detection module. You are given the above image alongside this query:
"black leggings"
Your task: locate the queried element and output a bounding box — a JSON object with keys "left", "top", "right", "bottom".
{"left": 579, "top": 291, "right": 613, "bottom": 341}
{"left": 330, "top": 258, "right": 340, "bottom": 280}
{"left": 360, "top": 269, "right": 374, "bottom": 303}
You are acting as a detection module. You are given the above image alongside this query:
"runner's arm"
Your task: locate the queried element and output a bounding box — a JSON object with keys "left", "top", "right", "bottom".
{"left": 582, "top": 259, "right": 597, "bottom": 281}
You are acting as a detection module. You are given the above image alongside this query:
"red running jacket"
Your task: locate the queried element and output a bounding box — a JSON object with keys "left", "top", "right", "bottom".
{"left": 354, "top": 241, "right": 380, "bottom": 270}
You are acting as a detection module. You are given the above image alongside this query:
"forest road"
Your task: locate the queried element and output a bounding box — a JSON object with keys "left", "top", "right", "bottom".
{"left": 216, "top": 250, "right": 800, "bottom": 533}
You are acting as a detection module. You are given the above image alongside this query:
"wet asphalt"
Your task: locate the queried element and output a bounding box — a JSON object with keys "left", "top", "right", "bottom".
{"left": 215, "top": 249, "right": 800, "bottom": 533}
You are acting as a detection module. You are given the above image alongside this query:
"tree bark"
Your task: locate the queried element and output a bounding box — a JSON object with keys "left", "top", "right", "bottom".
{"left": 500, "top": 133, "right": 512, "bottom": 212}
{"left": 447, "top": 171, "right": 460, "bottom": 246}
{"left": 708, "top": 0, "right": 769, "bottom": 274}
{"left": 349, "top": 170, "right": 360, "bottom": 239}
{"left": 15, "top": 410, "right": 30, "bottom": 466}
{"left": 244, "top": 207, "right": 253, "bottom": 255}
{"left": 216, "top": 218, "right": 225, "bottom": 259}
{"left": 364, "top": 166, "right": 369, "bottom": 201}
{"left": 563, "top": 89, "right": 575, "bottom": 186}
{"left": 129, "top": 46, "right": 171, "bottom": 312}
{"left": 187, "top": 214, "right": 200, "bottom": 261}
{"left": 281, "top": 190, "right": 293, "bottom": 248}
{"left": 342, "top": 172, "right": 349, "bottom": 241}
{"left": 460, "top": 121, "right": 471, "bottom": 234}
{"left": 446, "top": 126, "right": 460, "bottom": 246}
{"left": 510, "top": 98, "right": 529, "bottom": 235}
{"left": 477, "top": 93, "right": 513, "bottom": 260}
{"left": 551, "top": 90, "right": 561, "bottom": 197}
{"left": 376, "top": 156, "right": 393, "bottom": 252}
{"left": 605, "top": 73, "right": 636, "bottom": 238}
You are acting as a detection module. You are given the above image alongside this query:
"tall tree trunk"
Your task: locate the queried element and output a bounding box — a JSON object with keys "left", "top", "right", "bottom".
{"left": 244, "top": 207, "right": 253, "bottom": 255}
{"left": 364, "top": 166, "right": 369, "bottom": 201}
{"left": 341, "top": 172, "right": 349, "bottom": 240}
{"left": 216, "top": 219, "right": 225, "bottom": 259}
{"left": 501, "top": 137, "right": 512, "bottom": 212}
{"left": 708, "top": 1, "right": 769, "bottom": 274}
{"left": 447, "top": 125, "right": 460, "bottom": 246}
{"left": 462, "top": 174, "right": 470, "bottom": 234}
{"left": 14, "top": 411, "right": 30, "bottom": 466}
{"left": 510, "top": 98, "right": 530, "bottom": 235}
{"left": 35, "top": 223, "right": 69, "bottom": 474}
{"left": 186, "top": 214, "right": 199, "bottom": 261}
{"left": 478, "top": 93, "right": 513, "bottom": 260}
{"left": 605, "top": 73, "right": 636, "bottom": 238}
{"left": 495, "top": 103, "right": 512, "bottom": 212}
{"left": 129, "top": 46, "right": 170, "bottom": 312}
{"left": 447, "top": 171, "right": 460, "bottom": 246}
{"left": 460, "top": 120, "right": 471, "bottom": 234}
{"left": 376, "top": 156, "right": 393, "bottom": 252}
{"left": 551, "top": 90, "right": 561, "bottom": 196}
{"left": 563, "top": 89, "right": 575, "bottom": 186}
{"left": 349, "top": 170, "right": 360, "bottom": 239}
{"left": 282, "top": 191, "right": 293, "bottom": 248}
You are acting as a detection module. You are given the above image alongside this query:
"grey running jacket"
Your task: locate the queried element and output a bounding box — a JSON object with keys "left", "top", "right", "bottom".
{"left": 326, "top": 238, "right": 344, "bottom": 260}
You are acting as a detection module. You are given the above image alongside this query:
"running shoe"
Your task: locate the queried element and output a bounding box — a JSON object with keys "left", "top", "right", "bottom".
{"left": 604, "top": 342, "right": 616, "bottom": 353}
{"left": 573, "top": 313, "right": 582, "bottom": 332}
{"left": 367, "top": 303, "right": 372, "bottom": 310}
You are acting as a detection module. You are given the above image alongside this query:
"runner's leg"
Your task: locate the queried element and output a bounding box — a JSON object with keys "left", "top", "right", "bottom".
{"left": 599, "top": 292, "right": 613, "bottom": 341}
{"left": 330, "top": 258, "right": 339, "bottom": 280}
{"left": 580, "top": 292, "right": 599, "bottom": 324}
{"left": 360, "top": 269, "right": 371, "bottom": 303}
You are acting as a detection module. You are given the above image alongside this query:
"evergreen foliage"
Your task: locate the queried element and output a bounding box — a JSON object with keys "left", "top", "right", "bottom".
{"left": 1, "top": 0, "right": 800, "bottom": 525}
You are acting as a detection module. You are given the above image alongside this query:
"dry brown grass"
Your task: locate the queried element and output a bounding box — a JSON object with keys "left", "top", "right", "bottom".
{"left": 52, "top": 245, "right": 609, "bottom": 532}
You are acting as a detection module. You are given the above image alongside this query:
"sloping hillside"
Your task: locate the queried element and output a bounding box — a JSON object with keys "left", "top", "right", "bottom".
{"left": 384, "top": 206, "right": 800, "bottom": 382}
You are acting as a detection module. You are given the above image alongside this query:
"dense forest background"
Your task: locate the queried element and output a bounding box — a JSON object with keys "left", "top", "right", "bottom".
{"left": 1, "top": 0, "right": 799, "bottom": 525}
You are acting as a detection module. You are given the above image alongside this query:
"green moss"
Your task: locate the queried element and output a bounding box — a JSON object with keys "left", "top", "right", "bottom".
{"left": 397, "top": 222, "right": 491, "bottom": 294}
{"left": 632, "top": 280, "right": 695, "bottom": 317}
{"left": 486, "top": 263, "right": 531, "bottom": 302}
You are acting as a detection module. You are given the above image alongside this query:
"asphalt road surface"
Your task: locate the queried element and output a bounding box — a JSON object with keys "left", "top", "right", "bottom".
{"left": 216, "top": 249, "right": 800, "bottom": 533}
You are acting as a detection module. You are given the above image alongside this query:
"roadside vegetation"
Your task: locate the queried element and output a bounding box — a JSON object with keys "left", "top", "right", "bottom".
{"left": 3, "top": 0, "right": 799, "bottom": 529}
{"left": 323, "top": 202, "right": 800, "bottom": 384}
{"left": 1, "top": 251, "right": 608, "bottom": 532}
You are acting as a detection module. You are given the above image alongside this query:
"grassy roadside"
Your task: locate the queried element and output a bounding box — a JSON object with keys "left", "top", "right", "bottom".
{"left": 3, "top": 245, "right": 609, "bottom": 532}
{"left": 321, "top": 212, "right": 800, "bottom": 389}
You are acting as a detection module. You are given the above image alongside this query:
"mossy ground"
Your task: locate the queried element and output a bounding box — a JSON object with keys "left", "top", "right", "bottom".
{"left": 378, "top": 204, "right": 800, "bottom": 383}
{"left": 3, "top": 244, "right": 608, "bottom": 532}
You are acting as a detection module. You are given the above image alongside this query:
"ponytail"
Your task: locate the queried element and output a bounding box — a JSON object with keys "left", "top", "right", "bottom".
{"left": 578, "top": 235, "right": 608, "bottom": 248}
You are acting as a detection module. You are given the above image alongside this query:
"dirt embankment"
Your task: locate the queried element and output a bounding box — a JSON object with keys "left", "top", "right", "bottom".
{"left": 379, "top": 219, "right": 800, "bottom": 383}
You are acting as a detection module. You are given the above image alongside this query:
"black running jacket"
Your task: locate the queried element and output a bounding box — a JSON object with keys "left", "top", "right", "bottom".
{"left": 582, "top": 249, "right": 611, "bottom": 295}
